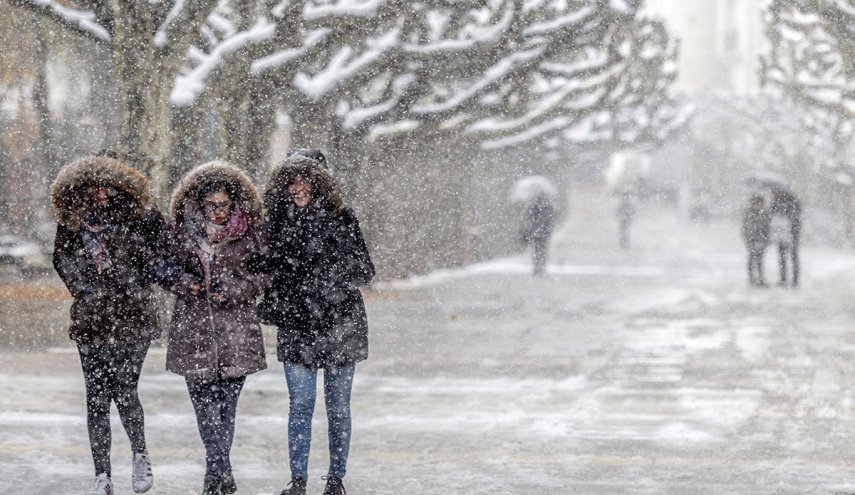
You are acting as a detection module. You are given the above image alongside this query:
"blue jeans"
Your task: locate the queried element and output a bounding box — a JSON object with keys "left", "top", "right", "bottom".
{"left": 284, "top": 363, "right": 355, "bottom": 479}
{"left": 186, "top": 376, "right": 246, "bottom": 478}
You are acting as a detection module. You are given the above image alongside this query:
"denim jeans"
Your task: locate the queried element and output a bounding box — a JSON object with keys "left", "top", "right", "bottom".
{"left": 186, "top": 376, "right": 246, "bottom": 478}
{"left": 284, "top": 363, "right": 355, "bottom": 479}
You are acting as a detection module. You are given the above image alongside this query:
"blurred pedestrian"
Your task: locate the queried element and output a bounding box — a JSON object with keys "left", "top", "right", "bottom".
{"left": 741, "top": 193, "right": 770, "bottom": 287}
{"left": 51, "top": 154, "right": 163, "bottom": 495}
{"left": 256, "top": 154, "right": 374, "bottom": 495}
{"left": 152, "top": 161, "right": 267, "bottom": 495}
{"left": 770, "top": 191, "right": 801, "bottom": 287}
{"left": 522, "top": 192, "right": 556, "bottom": 276}
{"left": 617, "top": 193, "right": 636, "bottom": 249}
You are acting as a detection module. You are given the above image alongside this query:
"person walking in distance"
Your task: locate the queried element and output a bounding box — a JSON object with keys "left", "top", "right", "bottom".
{"left": 256, "top": 154, "right": 375, "bottom": 495}
{"left": 51, "top": 154, "right": 163, "bottom": 495}
{"left": 152, "top": 161, "right": 268, "bottom": 495}
{"left": 741, "top": 193, "right": 771, "bottom": 287}
{"left": 617, "top": 193, "right": 636, "bottom": 250}
{"left": 770, "top": 190, "right": 802, "bottom": 287}
{"left": 522, "top": 192, "right": 556, "bottom": 275}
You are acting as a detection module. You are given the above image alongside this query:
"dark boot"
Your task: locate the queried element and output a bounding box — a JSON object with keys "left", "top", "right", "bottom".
{"left": 220, "top": 471, "right": 236, "bottom": 495}
{"left": 201, "top": 475, "right": 222, "bottom": 495}
{"left": 322, "top": 475, "right": 346, "bottom": 495}
{"left": 280, "top": 477, "right": 307, "bottom": 495}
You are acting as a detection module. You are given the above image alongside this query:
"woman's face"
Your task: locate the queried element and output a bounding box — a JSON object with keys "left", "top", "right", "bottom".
{"left": 203, "top": 189, "right": 233, "bottom": 225}
{"left": 90, "top": 185, "right": 113, "bottom": 207}
{"left": 288, "top": 177, "right": 313, "bottom": 208}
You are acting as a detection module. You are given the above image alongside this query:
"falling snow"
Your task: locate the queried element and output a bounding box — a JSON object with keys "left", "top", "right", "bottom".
{"left": 3, "top": 1, "right": 855, "bottom": 494}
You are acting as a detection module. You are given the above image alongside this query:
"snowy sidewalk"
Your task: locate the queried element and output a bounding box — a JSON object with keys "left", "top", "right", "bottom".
{"left": 5, "top": 188, "right": 855, "bottom": 494}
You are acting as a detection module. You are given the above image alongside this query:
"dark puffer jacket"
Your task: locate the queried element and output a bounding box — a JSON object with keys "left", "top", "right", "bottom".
{"left": 258, "top": 156, "right": 374, "bottom": 368}
{"left": 770, "top": 190, "right": 801, "bottom": 242}
{"left": 522, "top": 194, "right": 556, "bottom": 242}
{"left": 51, "top": 156, "right": 164, "bottom": 344}
{"left": 156, "top": 161, "right": 268, "bottom": 380}
{"left": 742, "top": 205, "right": 770, "bottom": 252}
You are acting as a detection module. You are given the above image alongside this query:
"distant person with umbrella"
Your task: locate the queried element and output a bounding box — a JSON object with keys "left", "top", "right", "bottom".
{"left": 616, "top": 192, "right": 636, "bottom": 250}
{"left": 746, "top": 176, "right": 802, "bottom": 288}
{"left": 512, "top": 176, "right": 558, "bottom": 276}
{"left": 522, "top": 193, "right": 557, "bottom": 276}
{"left": 742, "top": 193, "right": 771, "bottom": 287}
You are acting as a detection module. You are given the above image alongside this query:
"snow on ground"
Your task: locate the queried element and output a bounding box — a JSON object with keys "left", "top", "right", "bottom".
{"left": 4, "top": 187, "right": 855, "bottom": 494}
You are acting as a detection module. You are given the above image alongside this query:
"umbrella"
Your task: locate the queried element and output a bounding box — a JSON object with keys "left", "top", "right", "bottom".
{"left": 745, "top": 174, "right": 801, "bottom": 219}
{"left": 746, "top": 174, "right": 798, "bottom": 201}
{"left": 745, "top": 174, "right": 792, "bottom": 194}
{"left": 510, "top": 175, "right": 559, "bottom": 203}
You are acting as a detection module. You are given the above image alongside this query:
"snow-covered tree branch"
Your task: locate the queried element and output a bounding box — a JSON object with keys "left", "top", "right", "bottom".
{"left": 7, "top": 0, "right": 680, "bottom": 196}
{"left": 763, "top": 0, "right": 855, "bottom": 117}
{"left": 8, "top": 0, "right": 110, "bottom": 43}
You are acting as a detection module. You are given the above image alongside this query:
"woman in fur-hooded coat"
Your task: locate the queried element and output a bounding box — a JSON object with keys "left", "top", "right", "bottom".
{"left": 156, "top": 160, "right": 267, "bottom": 380}
{"left": 153, "top": 160, "right": 267, "bottom": 494}
{"left": 51, "top": 155, "right": 163, "bottom": 344}
{"left": 258, "top": 154, "right": 374, "bottom": 494}
{"left": 260, "top": 155, "right": 374, "bottom": 368}
{"left": 50, "top": 154, "right": 163, "bottom": 492}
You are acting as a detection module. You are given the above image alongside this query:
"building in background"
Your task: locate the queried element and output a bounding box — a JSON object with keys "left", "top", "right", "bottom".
{"left": 644, "top": 0, "right": 769, "bottom": 94}
{"left": 639, "top": 1, "right": 772, "bottom": 221}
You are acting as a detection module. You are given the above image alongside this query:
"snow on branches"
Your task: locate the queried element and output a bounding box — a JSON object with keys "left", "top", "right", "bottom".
{"left": 10, "top": 0, "right": 682, "bottom": 176}
{"left": 763, "top": 0, "right": 855, "bottom": 116}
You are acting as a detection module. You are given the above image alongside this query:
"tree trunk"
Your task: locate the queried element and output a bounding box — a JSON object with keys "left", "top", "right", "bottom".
{"left": 289, "top": 99, "right": 332, "bottom": 150}
{"left": 328, "top": 125, "right": 367, "bottom": 200}
{"left": 87, "top": 43, "right": 120, "bottom": 151}
{"left": 28, "top": 19, "right": 55, "bottom": 232}
{"left": 170, "top": 104, "right": 204, "bottom": 188}
{"left": 113, "top": 1, "right": 172, "bottom": 199}
{"left": 245, "top": 76, "right": 278, "bottom": 180}
{"left": 217, "top": 85, "right": 248, "bottom": 167}
{"left": 32, "top": 19, "right": 56, "bottom": 182}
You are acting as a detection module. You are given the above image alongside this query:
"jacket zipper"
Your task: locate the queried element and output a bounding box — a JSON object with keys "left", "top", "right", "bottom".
{"left": 194, "top": 245, "right": 219, "bottom": 372}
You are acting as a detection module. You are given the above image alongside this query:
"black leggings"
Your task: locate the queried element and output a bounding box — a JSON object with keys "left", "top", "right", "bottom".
{"left": 532, "top": 236, "right": 549, "bottom": 275}
{"left": 186, "top": 376, "right": 246, "bottom": 477}
{"left": 77, "top": 340, "right": 150, "bottom": 476}
{"left": 777, "top": 242, "right": 800, "bottom": 286}
{"left": 748, "top": 248, "right": 765, "bottom": 285}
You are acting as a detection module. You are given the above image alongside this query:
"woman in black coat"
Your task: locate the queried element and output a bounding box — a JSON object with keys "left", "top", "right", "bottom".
{"left": 257, "top": 154, "right": 374, "bottom": 495}
{"left": 51, "top": 155, "right": 163, "bottom": 495}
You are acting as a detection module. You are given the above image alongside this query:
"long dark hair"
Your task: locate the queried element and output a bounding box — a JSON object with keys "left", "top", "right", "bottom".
{"left": 265, "top": 155, "right": 344, "bottom": 219}
{"left": 170, "top": 161, "right": 263, "bottom": 225}
{"left": 196, "top": 179, "right": 238, "bottom": 205}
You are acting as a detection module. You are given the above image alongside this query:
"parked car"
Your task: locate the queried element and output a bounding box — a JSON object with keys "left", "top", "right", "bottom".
{"left": 0, "top": 234, "right": 50, "bottom": 273}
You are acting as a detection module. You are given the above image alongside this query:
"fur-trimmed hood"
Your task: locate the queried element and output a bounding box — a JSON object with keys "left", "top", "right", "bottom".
{"left": 264, "top": 154, "right": 344, "bottom": 217}
{"left": 170, "top": 160, "right": 262, "bottom": 224}
{"left": 51, "top": 156, "right": 153, "bottom": 231}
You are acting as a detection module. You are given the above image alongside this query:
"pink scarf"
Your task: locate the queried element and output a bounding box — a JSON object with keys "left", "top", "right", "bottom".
{"left": 209, "top": 205, "right": 251, "bottom": 243}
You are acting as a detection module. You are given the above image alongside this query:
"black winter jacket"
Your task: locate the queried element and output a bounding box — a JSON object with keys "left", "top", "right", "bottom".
{"left": 53, "top": 208, "right": 164, "bottom": 344}
{"left": 742, "top": 206, "right": 770, "bottom": 251}
{"left": 258, "top": 204, "right": 374, "bottom": 368}
{"left": 51, "top": 156, "right": 164, "bottom": 344}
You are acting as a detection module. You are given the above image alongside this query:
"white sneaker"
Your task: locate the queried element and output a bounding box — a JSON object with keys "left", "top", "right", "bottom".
{"left": 89, "top": 473, "right": 112, "bottom": 495}
{"left": 132, "top": 451, "right": 153, "bottom": 493}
